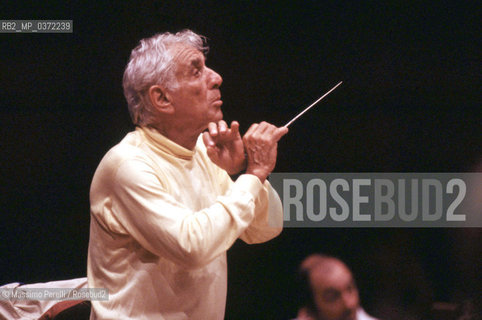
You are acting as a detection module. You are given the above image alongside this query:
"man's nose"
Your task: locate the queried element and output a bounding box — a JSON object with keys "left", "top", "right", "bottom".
{"left": 341, "top": 292, "right": 358, "bottom": 311}
{"left": 207, "top": 67, "right": 223, "bottom": 88}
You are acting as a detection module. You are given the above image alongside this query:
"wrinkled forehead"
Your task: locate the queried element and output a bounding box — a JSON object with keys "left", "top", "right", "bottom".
{"left": 169, "top": 43, "right": 205, "bottom": 68}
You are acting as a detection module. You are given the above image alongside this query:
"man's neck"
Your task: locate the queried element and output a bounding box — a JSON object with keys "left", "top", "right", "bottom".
{"left": 148, "top": 123, "right": 201, "bottom": 151}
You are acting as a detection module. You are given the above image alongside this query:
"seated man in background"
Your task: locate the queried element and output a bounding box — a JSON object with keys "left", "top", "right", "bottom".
{"left": 296, "top": 254, "right": 378, "bottom": 320}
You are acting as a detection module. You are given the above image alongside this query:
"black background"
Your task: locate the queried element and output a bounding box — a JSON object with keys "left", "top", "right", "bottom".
{"left": 1, "top": 1, "right": 480, "bottom": 319}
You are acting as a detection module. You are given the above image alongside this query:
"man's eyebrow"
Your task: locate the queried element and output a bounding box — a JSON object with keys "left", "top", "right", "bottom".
{"left": 190, "top": 56, "right": 204, "bottom": 68}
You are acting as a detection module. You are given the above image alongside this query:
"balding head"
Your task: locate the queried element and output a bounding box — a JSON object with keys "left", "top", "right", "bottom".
{"left": 299, "top": 255, "right": 360, "bottom": 320}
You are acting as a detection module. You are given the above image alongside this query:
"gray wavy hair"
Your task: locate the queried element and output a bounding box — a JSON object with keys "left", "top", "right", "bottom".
{"left": 122, "top": 30, "right": 209, "bottom": 126}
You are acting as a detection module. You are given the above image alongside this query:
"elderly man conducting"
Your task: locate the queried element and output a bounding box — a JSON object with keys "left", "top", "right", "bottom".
{"left": 87, "top": 29, "right": 288, "bottom": 319}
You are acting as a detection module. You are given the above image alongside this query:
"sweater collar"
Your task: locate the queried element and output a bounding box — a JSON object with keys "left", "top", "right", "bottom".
{"left": 138, "top": 126, "right": 195, "bottom": 160}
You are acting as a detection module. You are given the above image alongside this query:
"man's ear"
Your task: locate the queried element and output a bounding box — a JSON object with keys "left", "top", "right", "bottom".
{"left": 148, "top": 85, "right": 174, "bottom": 114}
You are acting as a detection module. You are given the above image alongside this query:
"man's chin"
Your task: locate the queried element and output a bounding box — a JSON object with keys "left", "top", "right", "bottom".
{"left": 212, "top": 110, "right": 223, "bottom": 122}
{"left": 201, "top": 111, "right": 224, "bottom": 131}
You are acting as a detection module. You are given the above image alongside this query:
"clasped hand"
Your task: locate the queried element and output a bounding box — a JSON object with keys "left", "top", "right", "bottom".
{"left": 203, "top": 120, "right": 288, "bottom": 182}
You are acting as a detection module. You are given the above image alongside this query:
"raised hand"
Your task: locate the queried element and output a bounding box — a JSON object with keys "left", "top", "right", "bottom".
{"left": 203, "top": 120, "right": 246, "bottom": 175}
{"left": 243, "top": 122, "right": 288, "bottom": 183}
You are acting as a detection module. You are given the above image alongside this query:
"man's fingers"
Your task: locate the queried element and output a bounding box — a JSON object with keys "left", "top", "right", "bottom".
{"left": 242, "top": 121, "right": 285, "bottom": 182}
{"left": 203, "top": 132, "right": 220, "bottom": 162}
{"left": 244, "top": 123, "right": 259, "bottom": 137}
{"left": 230, "top": 121, "right": 240, "bottom": 136}
{"left": 209, "top": 121, "right": 285, "bottom": 148}
{"left": 221, "top": 121, "right": 240, "bottom": 141}
{"left": 207, "top": 120, "right": 242, "bottom": 144}
{"left": 255, "top": 121, "right": 272, "bottom": 136}
{"left": 202, "top": 131, "right": 215, "bottom": 147}
{"left": 273, "top": 126, "right": 289, "bottom": 142}
{"left": 244, "top": 122, "right": 288, "bottom": 143}
{"left": 208, "top": 122, "right": 218, "bottom": 137}
{"left": 218, "top": 120, "right": 228, "bottom": 134}
{"left": 205, "top": 144, "right": 218, "bottom": 159}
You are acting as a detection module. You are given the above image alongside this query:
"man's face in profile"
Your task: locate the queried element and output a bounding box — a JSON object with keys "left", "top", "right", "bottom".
{"left": 310, "top": 262, "right": 360, "bottom": 320}
{"left": 166, "top": 44, "right": 224, "bottom": 132}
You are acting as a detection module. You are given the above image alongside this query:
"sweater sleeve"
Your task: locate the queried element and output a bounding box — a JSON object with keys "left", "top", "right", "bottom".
{"left": 195, "top": 136, "right": 283, "bottom": 245}
{"left": 238, "top": 178, "right": 284, "bottom": 244}
{"left": 101, "top": 158, "right": 264, "bottom": 269}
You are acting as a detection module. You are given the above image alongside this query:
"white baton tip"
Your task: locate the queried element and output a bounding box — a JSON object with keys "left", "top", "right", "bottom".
{"left": 284, "top": 81, "right": 343, "bottom": 128}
